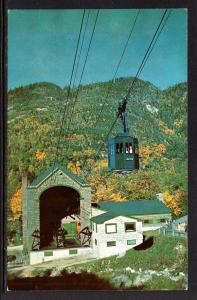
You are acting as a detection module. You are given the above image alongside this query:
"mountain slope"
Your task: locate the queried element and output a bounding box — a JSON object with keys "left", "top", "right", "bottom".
{"left": 7, "top": 77, "right": 187, "bottom": 217}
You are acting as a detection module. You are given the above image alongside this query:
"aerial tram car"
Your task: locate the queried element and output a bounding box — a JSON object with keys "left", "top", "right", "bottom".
{"left": 108, "top": 98, "right": 139, "bottom": 173}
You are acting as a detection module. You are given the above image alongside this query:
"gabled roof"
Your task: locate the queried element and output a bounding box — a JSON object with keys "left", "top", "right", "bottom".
{"left": 90, "top": 212, "right": 137, "bottom": 224}
{"left": 29, "top": 164, "right": 87, "bottom": 187}
{"left": 91, "top": 212, "right": 116, "bottom": 224}
{"left": 98, "top": 200, "right": 171, "bottom": 216}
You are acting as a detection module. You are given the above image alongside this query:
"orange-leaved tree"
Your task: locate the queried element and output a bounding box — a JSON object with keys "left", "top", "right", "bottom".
{"left": 139, "top": 143, "right": 166, "bottom": 169}
{"left": 84, "top": 148, "right": 93, "bottom": 157}
{"left": 35, "top": 150, "right": 46, "bottom": 161}
{"left": 158, "top": 120, "right": 175, "bottom": 135}
{"left": 90, "top": 174, "right": 126, "bottom": 203}
{"left": 163, "top": 189, "right": 187, "bottom": 216}
{"left": 10, "top": 187, "right": 22, "bottom": 221}
{"left": 67, "top": 161, "right": 81, "bottom": 175}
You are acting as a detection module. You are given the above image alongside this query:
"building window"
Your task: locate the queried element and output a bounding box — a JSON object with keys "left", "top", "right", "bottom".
{"left": 143, "top": 219, "right": 156, "bottom": 224}
{"left": 107, "top": 241, "right": 116, "bottom": 247}
{"left": 144, "top": 220, "right": 151, "bottom": 224}
{"left": 127, "top": 240, "right": 136, "bottom": 245}
{"left": 69, "top": 249, "right": 78, "bottom": 255}
{"left": 160, "top": 219, "right": 166, "bottom": 223}
{"left": 44, "top": 251, "right": 53, "bottom": 257}
{"left": 125, "top": 222, "right": 136, "bottom": 232}
{"left": 95, "top": 239, "right": 97, "bottom": 245}
{"left": 105, "top": 223, "right": 117, "bottom": 234}
{"left": 143, "top": 219, "right": 159, "bottom": 224}
{"left": 96, "top": 223, "right": 98, "bottom": 233}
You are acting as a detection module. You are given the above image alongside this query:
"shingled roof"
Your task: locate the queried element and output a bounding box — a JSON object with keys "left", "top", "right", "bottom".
{"left": 29, "top": 164, "right": 87, "bottom": 187}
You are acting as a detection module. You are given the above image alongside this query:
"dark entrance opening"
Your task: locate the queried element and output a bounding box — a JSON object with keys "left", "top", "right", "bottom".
{"left": 134, "top": 235, "right": 154, "bottom": 251}
{"left": 40, "top": 186, "right": 80, "bottom": 249}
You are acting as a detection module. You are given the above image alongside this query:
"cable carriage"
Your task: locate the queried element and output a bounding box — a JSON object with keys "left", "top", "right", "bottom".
{"left": 108, "top": 99, "right": 139, "bottom": 173}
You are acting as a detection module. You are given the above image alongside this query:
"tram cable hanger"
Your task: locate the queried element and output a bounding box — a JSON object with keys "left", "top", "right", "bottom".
{"left": 107, "top": 98, "right": 139, "bottom": 173}
{"left": 95, "top": 9, "right": 141, "bottom": 126}
{"left": 118, "top": 98, "right": 129, "bottom": 134}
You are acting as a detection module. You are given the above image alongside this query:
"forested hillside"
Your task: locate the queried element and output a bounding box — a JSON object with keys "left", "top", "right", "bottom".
{"left": 7, "top": 77, "right": 188, "bottom": 226}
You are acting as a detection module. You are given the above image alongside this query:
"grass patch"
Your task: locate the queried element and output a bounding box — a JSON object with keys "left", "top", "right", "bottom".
{"left": 144, "top": 275, "right": 187, "bottom": 290}
{"left": 70, "top": 235, "right": 187, "bottom": 273}
{"left": 66, "top": 235, "right": 187, "bottom": 290}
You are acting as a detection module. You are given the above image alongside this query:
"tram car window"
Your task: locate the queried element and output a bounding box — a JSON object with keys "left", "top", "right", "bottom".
{"left": 126, "top": 142, "right": 133, "bottom": 154}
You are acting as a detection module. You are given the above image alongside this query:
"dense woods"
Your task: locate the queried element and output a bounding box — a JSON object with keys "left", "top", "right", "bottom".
{"left": 7, "top": 78, "right": 187, "bottom": 233}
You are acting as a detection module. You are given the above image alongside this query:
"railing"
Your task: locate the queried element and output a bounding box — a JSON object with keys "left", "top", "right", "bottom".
{"left": 159, "top": 227, "right": 187, "bottom": 238}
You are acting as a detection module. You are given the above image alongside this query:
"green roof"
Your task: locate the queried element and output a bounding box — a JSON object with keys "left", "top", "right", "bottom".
{"left": 91, "top": 200, "right": 171, "bottom": 224}
{"left": 91, "top": 212, "right": 139, "bottom": 224}
{"left": 29, "top": 164, "right": 87, "bottom": 187}
{"left": 98, "top": 200, "right": 171, "bottom": 216}
{"left": 91, "top": 212, "right": 117, "bottom": 224}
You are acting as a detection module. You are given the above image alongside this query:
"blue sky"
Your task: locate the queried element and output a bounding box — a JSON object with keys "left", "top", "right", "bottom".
{"left": 8, "top": 9, "right": 187, "bottom": 90}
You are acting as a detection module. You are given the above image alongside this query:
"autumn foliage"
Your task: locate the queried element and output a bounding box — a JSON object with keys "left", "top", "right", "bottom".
{"left": 163, "top": 189, "right": 187, "bottom": 216}
{"left": 158, "top": 120, "right": 175, "bottom": 135}
{"left": 67, "top": 161, "right": 81, "bottom": 175}
{"left": 90, "top": 175, "right": 126, "bottom": 202}
{"left": 10, "top": 187, "right": 22, "bottom": 220}
{"left": 139, "top": 143, "right": 166, "bottom": 168}
{"left": 35, "top": 150, "right": 46, "bottom": 162}
{"left": 7, "top": 80, "right": 187, "bottom": 238}
{"left": 90, "top": 172, "right": 159, "bottom": 203}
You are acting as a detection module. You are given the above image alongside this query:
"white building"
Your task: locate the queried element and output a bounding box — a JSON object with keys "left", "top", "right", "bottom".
{"left": 91, "top": 212, "right": 143, "bottom": 258}
{"left": 90, "top": 200, "right": 172, "bottom": 258}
